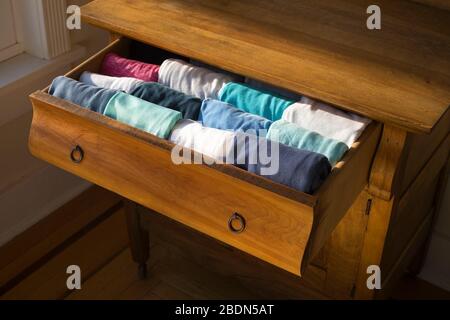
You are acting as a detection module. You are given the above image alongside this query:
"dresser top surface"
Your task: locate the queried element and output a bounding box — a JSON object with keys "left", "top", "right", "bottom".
{"left": 82, "top": 0, "right": 450, "bottom": 133}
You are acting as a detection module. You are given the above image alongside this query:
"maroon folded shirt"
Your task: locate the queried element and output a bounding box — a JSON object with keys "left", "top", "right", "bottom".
{"left": 100, "top": 53, "right": 159, "bottom": 82}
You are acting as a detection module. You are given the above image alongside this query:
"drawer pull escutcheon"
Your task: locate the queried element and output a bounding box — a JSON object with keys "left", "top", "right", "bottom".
{"left": 70, "top": 145, "right": 84, "bottom": 163}
{"left": 228, "top": 212, "right": 246, "bottom": 234}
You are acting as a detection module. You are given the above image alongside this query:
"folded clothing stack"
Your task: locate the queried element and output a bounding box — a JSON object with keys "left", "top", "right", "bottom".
{"left": 104, "top": 92, "right": 182, "bottom": 139}
{"left": 80, "top": 72, "right": 144, "bottom": 93}
{"left": 101, "top": 53, "right": 160, "bottom": 82}
{"left": 282, "top": 96, "right": 371, "bottom": 147}
{"left": 169, "top": 120, "right": 331, "bottom": 194}
{"left": 130, "top": 82, "right": 201, "bottom": 120}
{"left": 169, "top": 119, "right": 236, "bottom": 163}
{"left": 49, "top": 76, "right": 117, "bottom": 114}
{"left": 267, "top": 120, "right": 349, "bottom": 167}
{"left": 219, "top": 82, "right": 294, "bottom": 121}
{"left": 200, "top": 99, "right": 273, "bottom": 136}
{"left": 234, "top": 132, "right": 331, "bottom": 194}
{"left": 80, "top": 72, "right": 201, "bottom": 120}
{"left": 48, "top": 49, "right": 373, "bottom": 195}
{"left": 158, "top": 59, "right": 237, "bottom": 100}
{"left": 49, "top": 76, "right": 181, "bottom": 139}
{"left": 200, "top": 98, "right": 348, "bottom": 166}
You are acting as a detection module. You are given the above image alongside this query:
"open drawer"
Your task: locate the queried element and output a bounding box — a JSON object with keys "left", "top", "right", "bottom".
{"left": 28, "top": 37, "right": 381, "bottom": 276}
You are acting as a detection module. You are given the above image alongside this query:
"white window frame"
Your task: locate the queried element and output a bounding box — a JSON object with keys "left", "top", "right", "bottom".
{"left": 0, "top": 0, "right": 24, "bottom": 63}
{"left": 0, "top": 0, "right": 71, "bottom": 62}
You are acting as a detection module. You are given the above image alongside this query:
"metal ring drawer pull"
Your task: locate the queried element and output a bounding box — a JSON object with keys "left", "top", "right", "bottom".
{"left": 228, "top": 212, "right": 246, "bottom": 234}
{"left": 70, "top": 145, "right": 84, "bottom": 163}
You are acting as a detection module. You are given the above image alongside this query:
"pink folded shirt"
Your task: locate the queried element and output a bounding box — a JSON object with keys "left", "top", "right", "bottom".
{"left": 100, "top": 53, "right": 160, "bottom": 82}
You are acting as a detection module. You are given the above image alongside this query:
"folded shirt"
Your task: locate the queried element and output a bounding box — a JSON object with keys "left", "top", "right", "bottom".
{"left": 218, "top": 82, "right": 294, "bottom": 121}
{"left": 49, "top": 76, "right": 117, "bottom": 114}
{"left": 79, "top": 71, "right": 144, "bottom": 93}
{"left": 282, "top": 97, "right": 371, "bottom": 147}
{"left": 200, "top": 99, "right": 273, "bottom": 136}
{"left": 158, "top": 59, "right": 235, "bottom": 99}
{"left": 169, "top": 120, "right": 330, "bottom": 194}
{"left": 169, "top": 120, "right": 236, "bottom": 162}
{"left": 130, "top": 82, "right": 202, "bottom": 120}
{"left": 232, "top": 132, "right": 331, "bottom": 194}
{"left": 267, "top": 120, "right": 349, "bottom": 166}
{"left": 100, "top": 53, "right": 160, "bottom": 82}
{"left": 104, "top": 92, "right": 182, "bottom": 139}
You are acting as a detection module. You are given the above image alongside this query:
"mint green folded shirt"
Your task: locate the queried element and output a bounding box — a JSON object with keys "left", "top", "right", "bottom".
{"left": 218, "top": 82, "right": 294, "bottom": 121}
{"left": 104, "top": 92, "right": 182, "bottom": 139}
{"left": 267, "top": 120, "right": 349, "bottom": 166}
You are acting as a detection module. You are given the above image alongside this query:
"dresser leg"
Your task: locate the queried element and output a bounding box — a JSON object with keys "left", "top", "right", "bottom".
{"left": 125, "top": 200, "right": 149, "bottom": 279}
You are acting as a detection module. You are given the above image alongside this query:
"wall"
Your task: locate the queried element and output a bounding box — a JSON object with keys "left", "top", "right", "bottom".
{"left": 0, "top": 0, "right": 109, "bottom": 245}
{"left": 420, "top": 170, "right": 450, "bottom": 291}
{"left": 406, "top": 1, "right": 449, "bottom": 293}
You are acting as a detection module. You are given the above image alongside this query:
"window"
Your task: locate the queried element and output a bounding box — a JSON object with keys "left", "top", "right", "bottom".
{"left": 1, "top": 0, "right": 73, "bottom": 63}
{"left": 0, "top": 0, "right": 23, "bottom": 62}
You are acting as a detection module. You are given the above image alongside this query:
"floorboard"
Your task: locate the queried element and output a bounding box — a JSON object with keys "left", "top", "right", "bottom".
{"left": 1, "top": 190, "right": 448, "bottom": 300}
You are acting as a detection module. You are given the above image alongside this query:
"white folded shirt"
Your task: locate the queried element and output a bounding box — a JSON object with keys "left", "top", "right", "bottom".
{"left": 169, "top": 120, "right": 235, "bottom": 163}
{"left": 79, "top": 71, "right": 144, "bottom": 93}
{"left": 159, "top": 59, "right": 236, "bottom": 100}
{"left": 282, "top": 97, "right": 371, "bottom": 147}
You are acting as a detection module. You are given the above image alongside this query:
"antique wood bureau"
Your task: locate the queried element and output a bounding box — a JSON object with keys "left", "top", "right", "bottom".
{"left": 28, "top": 0, "right": 450, "bottom": 299}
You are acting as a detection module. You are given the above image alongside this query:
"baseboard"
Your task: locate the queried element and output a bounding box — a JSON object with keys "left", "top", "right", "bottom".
{"left": 0, "top": 184, "right": 122, "bottom": 291}
{"left": 0, "top": 165, "right": 92, "bottom": 246}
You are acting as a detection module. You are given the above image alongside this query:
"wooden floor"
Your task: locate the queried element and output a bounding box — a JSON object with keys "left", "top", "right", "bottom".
{"left": 2, "top": 205, "right": 261, "bottom": 300}
{"left": 67, "top": 248, "right": 258, "bottom": 300}
{"left": 66, "top": 247, "right": 450, "bottom": 300}
{"left": 1, "top": 187, "right": 449, "bottom": 300}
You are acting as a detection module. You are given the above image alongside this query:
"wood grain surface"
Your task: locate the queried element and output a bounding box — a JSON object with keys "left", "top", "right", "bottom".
{"left": 81, "top": 0, "right": 450, "bottom": 133}
{"left": 28, "top": 93, "right": 315, "bottom": 276}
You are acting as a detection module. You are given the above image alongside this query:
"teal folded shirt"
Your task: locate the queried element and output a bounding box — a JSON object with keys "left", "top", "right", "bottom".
{"left": 218, "top": 82, "right": 294, "bottom": 121}
{"left": 267, "top": 120, "right": 348, "bottom": 166}
{"left": 104, "top": 92, "right": 182, "bottom": 139}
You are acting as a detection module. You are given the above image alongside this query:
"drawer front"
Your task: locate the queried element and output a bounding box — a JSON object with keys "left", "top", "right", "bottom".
{"left": 29, "top": 94, "right": 314, "bottom": 276}
{"left": 28, "top": 37, "right": 382, "bottom": 276}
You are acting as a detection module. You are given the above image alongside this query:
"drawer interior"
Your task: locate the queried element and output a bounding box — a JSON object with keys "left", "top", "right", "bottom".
{"left": 29, "top": 37, "right": 382, "bottom": 276}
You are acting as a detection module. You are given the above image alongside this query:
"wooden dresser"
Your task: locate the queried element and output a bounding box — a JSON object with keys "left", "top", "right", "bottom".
{"left": 28, "top": 0, "right": 450, "bottom": 299}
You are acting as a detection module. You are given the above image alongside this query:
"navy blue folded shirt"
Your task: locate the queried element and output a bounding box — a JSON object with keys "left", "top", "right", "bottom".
{"left": 130, "top": 82, "right": 201, "bottom": 120}
{"left": 200, "top": 99, "right": 273, "bottom": 136}
{"left": 49, "top": 76, "right": 117, "bottom": 114}
{"left": 230, "top": 133, "right": 331, "bottom": 194}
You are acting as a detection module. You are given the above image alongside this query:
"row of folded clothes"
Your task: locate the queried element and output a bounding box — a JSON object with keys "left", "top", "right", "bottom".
{"left": 48, "top": 53, "right": 371, "bottom": 194}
